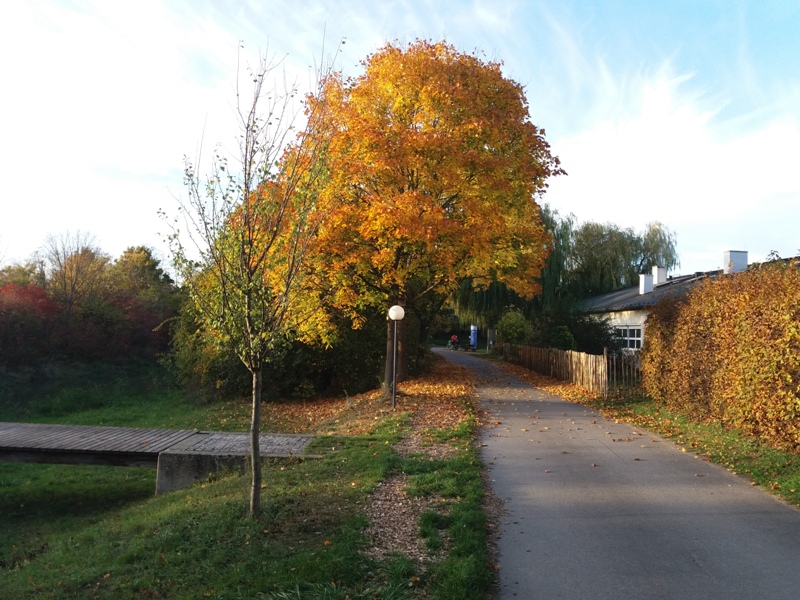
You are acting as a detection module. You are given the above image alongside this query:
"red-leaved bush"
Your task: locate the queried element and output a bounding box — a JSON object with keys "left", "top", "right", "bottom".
{"left": 0, "top": 283, "right": 62, "bottom": 365}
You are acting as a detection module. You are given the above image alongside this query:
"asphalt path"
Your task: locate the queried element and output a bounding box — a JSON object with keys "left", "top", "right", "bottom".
{"left": 434, "top": 348, "right": 800, "bottom": 600}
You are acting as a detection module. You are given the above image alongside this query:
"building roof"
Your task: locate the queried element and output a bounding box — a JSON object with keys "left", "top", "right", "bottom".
{"left": 578, "top": 271, "right": 718, "bottom": 313}
{"left": 578, "top": 254, "right": 799, "bottom": 315}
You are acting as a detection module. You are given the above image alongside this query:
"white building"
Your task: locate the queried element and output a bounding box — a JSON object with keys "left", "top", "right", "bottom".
{"left": 579, "top": 251, "right": 749, "bottom": 350}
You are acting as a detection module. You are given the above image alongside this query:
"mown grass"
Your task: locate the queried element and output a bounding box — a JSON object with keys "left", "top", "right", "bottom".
{"left": 0, "top": 362, "right": 492, "bottom": 599}
{"left": 1, "top": 446, "right": 402, "bottom": 598}
{"left": 0, "top": 362, "right": 255, "bottom": 431}
{"left": 585, "top": 392, "right": 800, "bottom": 508}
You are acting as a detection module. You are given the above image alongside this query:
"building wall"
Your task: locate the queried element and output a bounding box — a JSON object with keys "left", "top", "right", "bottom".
{"left": 604, "top": 309, "right": 649, "bottom": 329}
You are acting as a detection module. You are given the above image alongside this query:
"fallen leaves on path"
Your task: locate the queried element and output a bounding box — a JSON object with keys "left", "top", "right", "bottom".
{"left": 355, "top": 359, "right": 477, "bottom": 568}
{"left": 363, "top": 474, "right": 447, "bottom": 570}
{"left": 261, "top": 397, "right": 355, "bottom": 434}
{"left": 313, "top": 357, "right": 476, "bottom": 438}
{"left": 487, "top": 360, "right": 597, "bottom": 403}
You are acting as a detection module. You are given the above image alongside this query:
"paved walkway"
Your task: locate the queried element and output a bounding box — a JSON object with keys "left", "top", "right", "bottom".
{"left": 434, "top": 348, "right": 800, "bottom": 600}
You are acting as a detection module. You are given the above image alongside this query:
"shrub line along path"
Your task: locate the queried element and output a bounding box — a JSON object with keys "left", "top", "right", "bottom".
{"left": 433, "top": 348, "right": 800, "bottom": 600}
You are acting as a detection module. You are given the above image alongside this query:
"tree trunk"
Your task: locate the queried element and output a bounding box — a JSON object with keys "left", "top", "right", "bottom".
{"left": 249, "top": 367, "right": 262, "bottom": 516}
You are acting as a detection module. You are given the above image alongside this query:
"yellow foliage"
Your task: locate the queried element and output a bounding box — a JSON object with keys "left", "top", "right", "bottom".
{"left": 642, "top": 259, "right": 800, "bottom": 451}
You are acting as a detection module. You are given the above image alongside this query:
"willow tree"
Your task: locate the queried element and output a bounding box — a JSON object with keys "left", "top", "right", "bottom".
{"left": 453, "top": 212, "right": 679, "bottom": 325}
{"left": 453, "top": 205, "right": 577, "bottom": 328}
{"left": 567, "top": 221, "right": 679, "bottom": 296}
{"left": 308, "top": 40, "right": 563, "bottom": 387}
{"left": 166, "top": 47, "right": 335, "bottom": 516}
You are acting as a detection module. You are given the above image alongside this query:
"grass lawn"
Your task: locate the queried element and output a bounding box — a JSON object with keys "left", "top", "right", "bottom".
{"left": 0, "top": 359, "right": 492, "bottom": 599}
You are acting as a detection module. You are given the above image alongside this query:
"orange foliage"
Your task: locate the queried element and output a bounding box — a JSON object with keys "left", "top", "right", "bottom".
{"left": 256, "top": 356, "right": 476, "bottom": 437}
{"left": 307, "top": 39, "right": 562, "bottom": 312}
{"left": 642, "top": 260, "right": 800, "bottom": 450}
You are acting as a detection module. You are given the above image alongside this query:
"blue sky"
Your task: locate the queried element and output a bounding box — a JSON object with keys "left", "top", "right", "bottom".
{"left": 1, "top": 0, "right": 798, "bottom": 275}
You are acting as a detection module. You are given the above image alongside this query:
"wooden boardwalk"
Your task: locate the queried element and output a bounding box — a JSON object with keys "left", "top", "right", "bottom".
{"left": 0, "top": 422, "right": 318, "bottom": 494}
{"left": 0, "top": 422, "right": 199, "bottom": 467}
{"left": 0, "top": 422, "right": 315, "bottom": 467}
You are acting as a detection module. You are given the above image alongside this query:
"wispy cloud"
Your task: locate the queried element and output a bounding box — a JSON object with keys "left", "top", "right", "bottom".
{"left": 545, "top": 62, "right": 800, "bottom": 270}
{"left": 0, "top": 0, "right": 797, "bottom": 273}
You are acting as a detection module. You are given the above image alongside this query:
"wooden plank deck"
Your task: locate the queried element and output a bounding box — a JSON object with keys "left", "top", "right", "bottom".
{"left": 1, "top": 422, "right": 320, "bottom": 493}
{"left": 0, "top": 422, "right": 198, "bottom": 467}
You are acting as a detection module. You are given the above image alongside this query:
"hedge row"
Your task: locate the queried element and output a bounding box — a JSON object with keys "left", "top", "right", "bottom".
{"left": 642, "top": 259, "right": 800, "bottom": 451}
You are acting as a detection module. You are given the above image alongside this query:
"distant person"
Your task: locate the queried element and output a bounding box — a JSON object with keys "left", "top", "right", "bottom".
{"left": 450, "top": 334, "right": 458, "bottom": 350}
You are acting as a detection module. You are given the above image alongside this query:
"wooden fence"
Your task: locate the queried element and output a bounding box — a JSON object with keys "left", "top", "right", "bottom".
{"left": 502, "top": 344, "right": 642, "bottom": 398}
{"left": 605, "top": 350, "right": 643, "bottom": 394}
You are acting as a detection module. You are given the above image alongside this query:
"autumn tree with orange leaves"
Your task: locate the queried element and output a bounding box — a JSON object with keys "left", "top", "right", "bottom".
{"left": 307, "top": 40, "right": 563, "bottom": 387}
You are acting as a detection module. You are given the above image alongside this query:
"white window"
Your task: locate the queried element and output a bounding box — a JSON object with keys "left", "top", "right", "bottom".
{"left": 615, "top": 326, "right": 642, "bottom": 350}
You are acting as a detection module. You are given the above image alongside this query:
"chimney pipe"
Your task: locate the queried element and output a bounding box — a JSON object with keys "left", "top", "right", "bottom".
{"left": 639, "top": 274, "right": 653, "bottom": 295}
{"left": 652, "top": 266, "right": 667, "bottom": 285}
{"left": 724, "top": 250, "right": 748, "bottom": 274}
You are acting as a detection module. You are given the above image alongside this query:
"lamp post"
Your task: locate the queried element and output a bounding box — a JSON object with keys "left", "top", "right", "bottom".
{"left": 388, "top": 304, "right": 405, "bottom": 409}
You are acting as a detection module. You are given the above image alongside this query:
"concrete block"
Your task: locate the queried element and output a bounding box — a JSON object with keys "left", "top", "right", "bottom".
{"left": 155, "top": 452, "right": 247, "bottom": 495}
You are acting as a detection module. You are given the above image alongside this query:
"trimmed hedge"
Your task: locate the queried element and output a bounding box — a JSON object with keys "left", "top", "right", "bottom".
{"left": 642, "top": 259, "right": 800, "bottom": 451}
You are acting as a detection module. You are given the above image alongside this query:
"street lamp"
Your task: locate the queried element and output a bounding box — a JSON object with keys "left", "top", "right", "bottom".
{"left": 388, "top": 304, "right": 405, "bottom": 409}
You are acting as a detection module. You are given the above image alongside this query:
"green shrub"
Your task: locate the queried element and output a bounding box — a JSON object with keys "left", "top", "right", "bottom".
{"left": 548, "top": 325, "right": 577, "bottom": 351}
{"left": 496, "top": 308, "right": 533, "bottom": 345}
{"left": 168, "top": 301, "right": 387, "bottom": 401}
